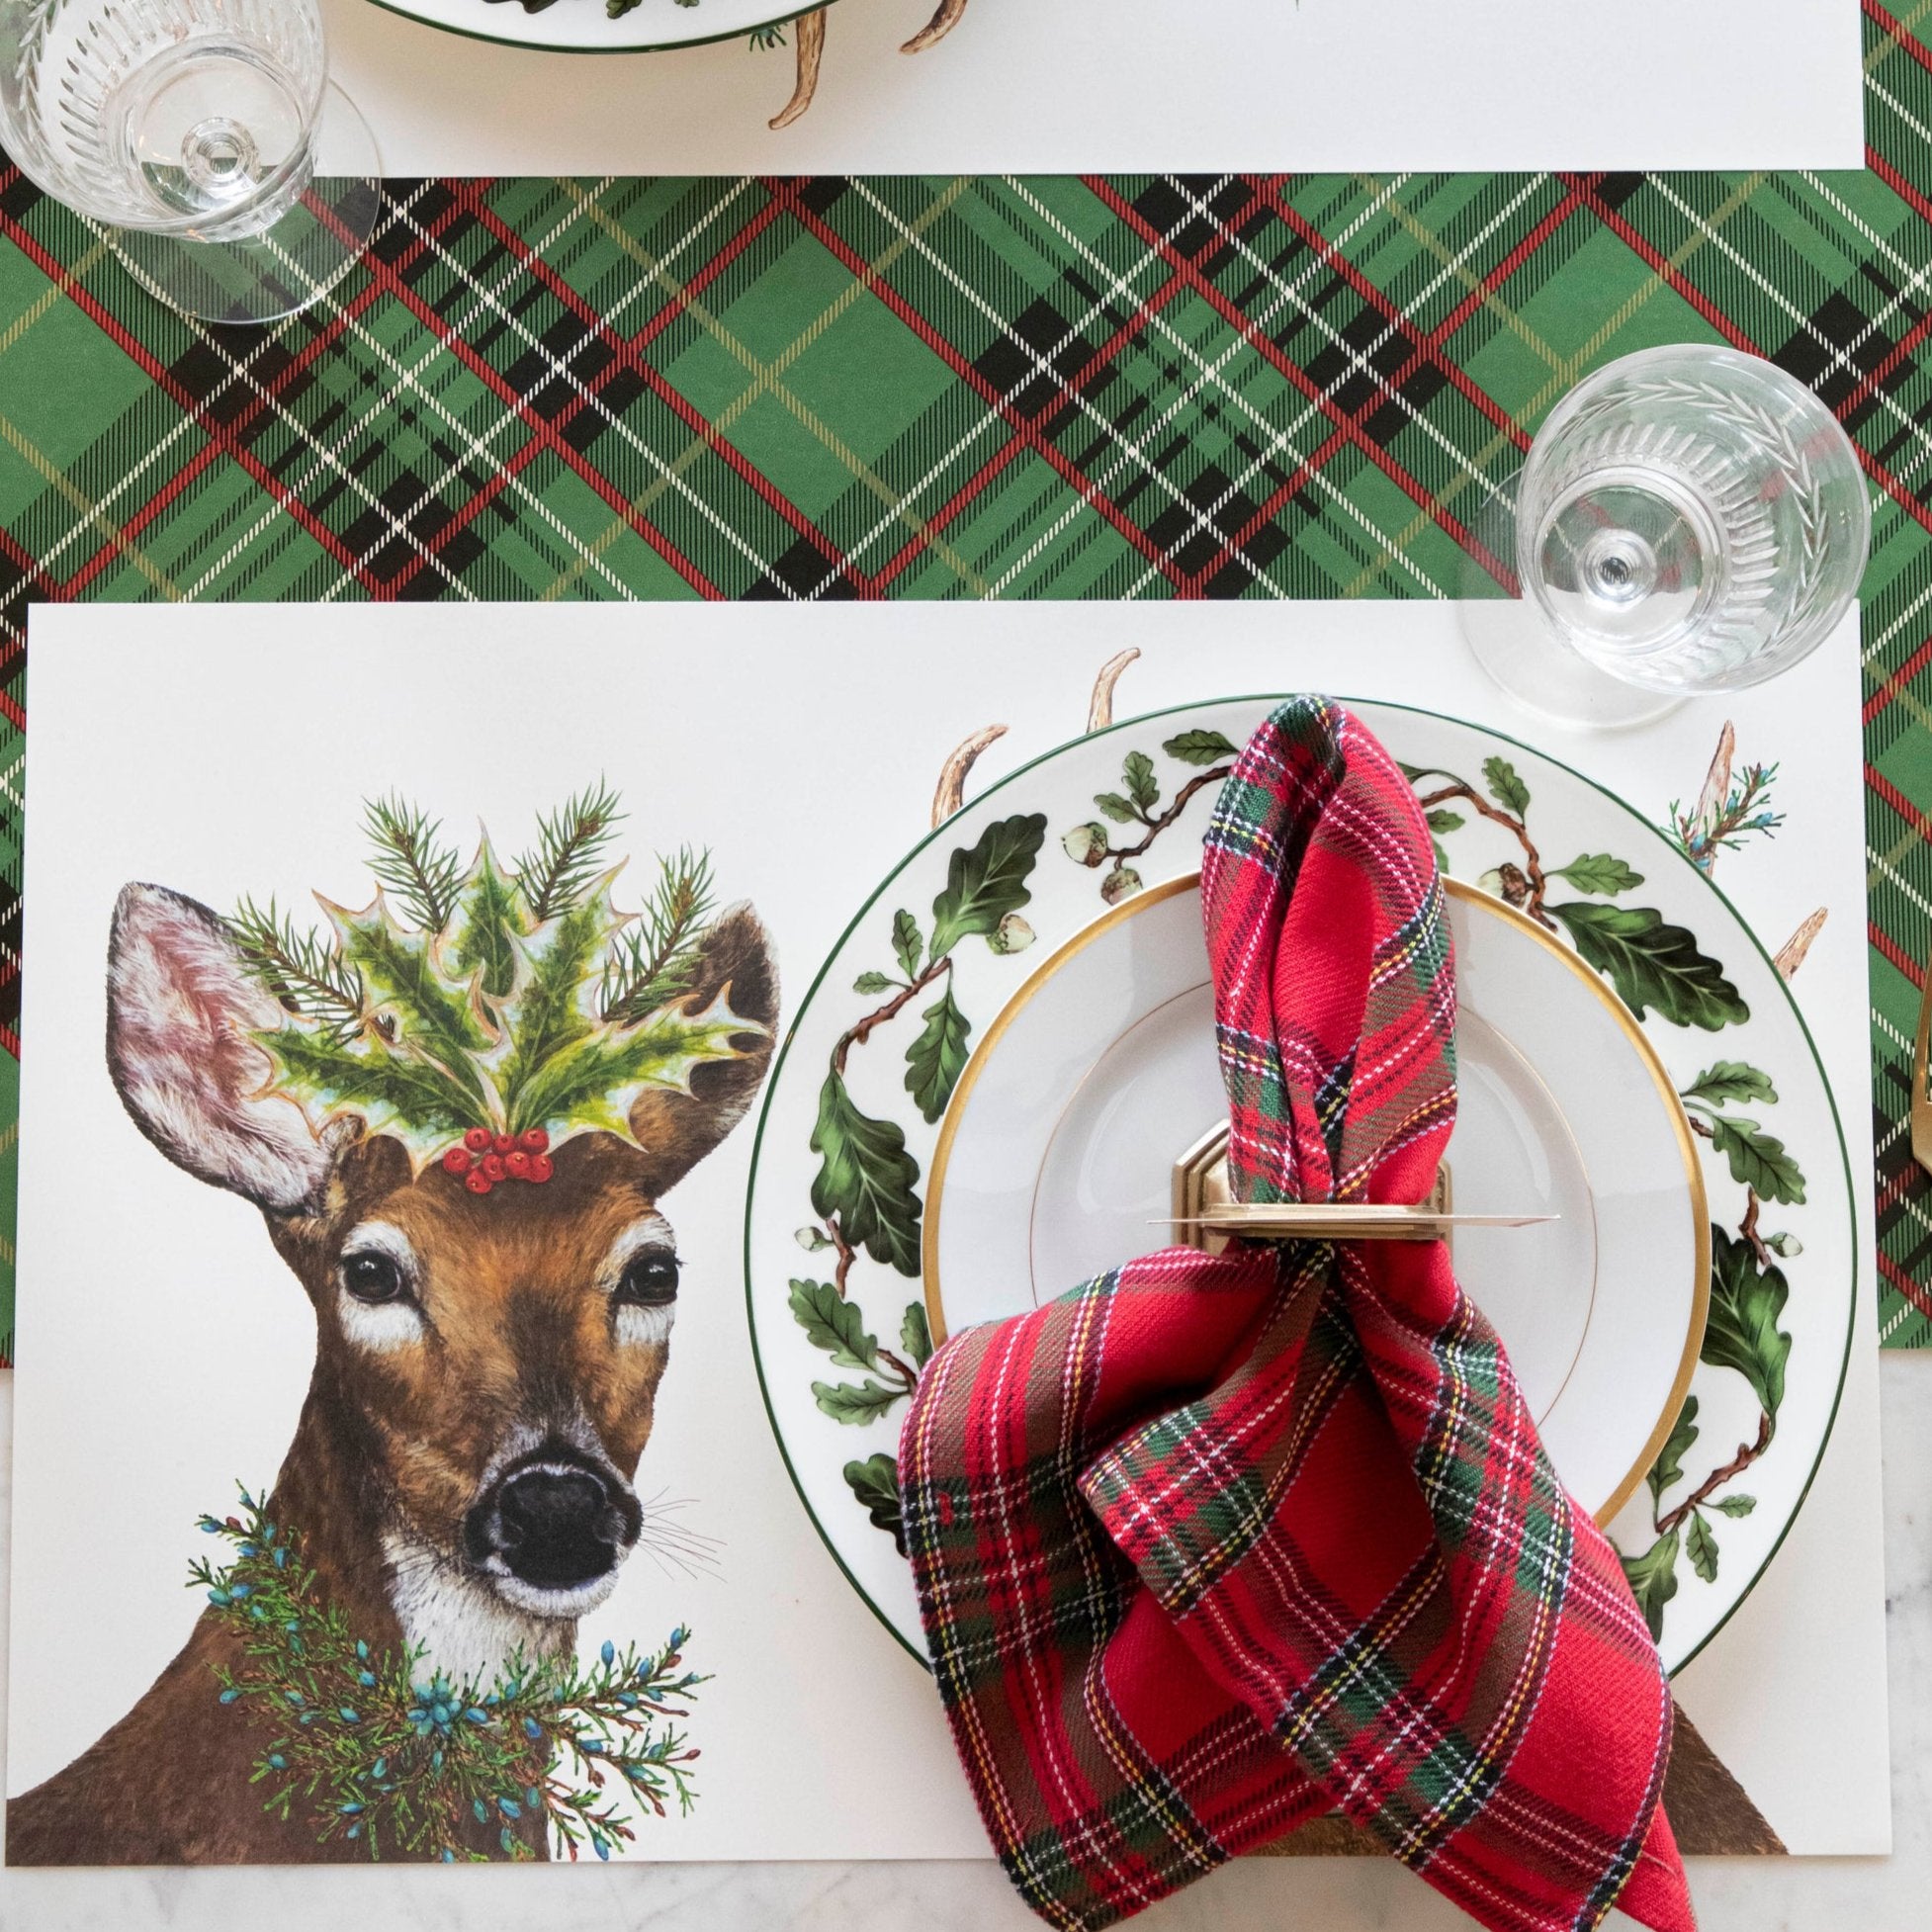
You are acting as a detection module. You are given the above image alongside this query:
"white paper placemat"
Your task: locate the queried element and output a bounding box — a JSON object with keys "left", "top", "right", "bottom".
{"left": 322, "top": 0, "right": 1865, "bottom": 178}
{"left": 5, "top": 599, "right": 1886, "bottom": 1864}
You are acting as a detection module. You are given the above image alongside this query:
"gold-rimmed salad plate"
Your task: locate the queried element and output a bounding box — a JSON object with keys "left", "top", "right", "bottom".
{"left": 921, "top": 874, "right": 1708, "bottom": 1528}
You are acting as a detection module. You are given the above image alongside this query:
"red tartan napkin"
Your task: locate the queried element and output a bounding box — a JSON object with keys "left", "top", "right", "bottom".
{"left": 898, "top": 697, "right": 1694, "bottom": 1932}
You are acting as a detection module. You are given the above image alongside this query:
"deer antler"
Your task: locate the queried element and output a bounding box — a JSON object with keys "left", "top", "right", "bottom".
{"left": 768, "top": 0, "right": 966, "bottom": 129}
{"left": 1087, "top": 648, "right": 1140, "bottom": 733}
{"left": 902, "top": 0, "right": 969, "bottom": 53}
{"left": 1688, "top": 721, "right": 1735, "bottom": 872}
{"left": 770, "top": 7, "right": 827, "bottom": 130}
{"left": 931, "top": 724, "right": 1008, "bottom": 830}
{"left": 1774, "top": 908, "right": 1827, "bottom": 980}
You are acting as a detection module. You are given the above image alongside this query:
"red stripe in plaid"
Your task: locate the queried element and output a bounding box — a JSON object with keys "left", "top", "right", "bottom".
{"left": 899, "top": 698, "right": 1693, "bottom": 1932}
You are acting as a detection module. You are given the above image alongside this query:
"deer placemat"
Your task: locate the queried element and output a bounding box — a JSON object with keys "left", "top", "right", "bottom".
{"left": 3, "top": 599, "right": 1887, "bottom": 1870}
{"left": 322, "top": 0, "right": 1863, "bottom": 176}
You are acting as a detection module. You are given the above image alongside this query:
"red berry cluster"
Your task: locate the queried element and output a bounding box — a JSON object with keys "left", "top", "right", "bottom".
{"left": 440, "top": 1126, "right": 553, "bottom": 1195}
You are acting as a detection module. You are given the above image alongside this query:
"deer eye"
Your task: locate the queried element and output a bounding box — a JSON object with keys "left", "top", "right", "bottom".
{"left": 341, "top": 1250, "right": 406, "bottom": 1304}
{"left": 615, "top": 1251, "right": 679, "bottom": 1306}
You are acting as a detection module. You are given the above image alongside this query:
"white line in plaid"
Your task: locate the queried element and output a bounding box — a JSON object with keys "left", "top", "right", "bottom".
{"left": 294, "top": 185, "right": 639, "bottom": 603}
{"left": 993, "top": 174, "right": 1426, "bottom": 600}
{"left": 839, "top": 177, "right": 1296, "bottom": 601}
{"left": 1164, "top": 174, "right": 1536, "bottom": 500}
{"left": 1797, "top": 170, "right": 1932, "bottom": 378}
{"left": 37, "top": 185, "right": 473, "bottom": 600}
{"left": 1105, "top": 172, "right": 1556, "bottom": 598}
{"left": 813, "top": 177, "right": 1211, "bottom": 593}
{"left": 1007, "top": 172, "right": 1455, "bottom": 599}
{"left": 1865, "top": 573, "right": 1932, "bottom": 666}
{"left": 321, "top": 179, "right": 771, "bottom": 600}
{"left": 1647, "top": 168, "right": 1932, "bottom": 494}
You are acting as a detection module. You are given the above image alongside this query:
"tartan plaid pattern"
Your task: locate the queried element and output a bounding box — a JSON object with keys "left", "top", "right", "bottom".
{"left": 898, "top": 699, "right": 1691, "bottom": 1932}
{"left": 4, "top": 8, "right": 1932, "bottom": 1359}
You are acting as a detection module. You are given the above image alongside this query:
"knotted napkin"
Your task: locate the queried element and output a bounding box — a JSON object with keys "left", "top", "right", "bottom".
{"left": 898, "top": 697, "right": 1693, "bottom": 1932}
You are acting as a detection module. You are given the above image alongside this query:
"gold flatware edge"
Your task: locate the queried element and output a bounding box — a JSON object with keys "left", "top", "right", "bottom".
{"left": 1153, "top": 1207, "right": 1556, "bottom": 1244}
{"left": 1913, "top": 948, "right": 1932, "bottom": 1176}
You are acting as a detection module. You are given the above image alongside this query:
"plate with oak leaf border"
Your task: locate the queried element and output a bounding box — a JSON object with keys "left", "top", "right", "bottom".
{"left": 744, "top": 698, "right": 1856, "bottom": 1676}
{"left": 365, "top": 0, "right": 820, "bottom": 58}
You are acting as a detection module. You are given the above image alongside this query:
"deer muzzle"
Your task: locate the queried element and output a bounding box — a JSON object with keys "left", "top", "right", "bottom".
{"left": 463, "top": 1449, "right": 643, "bottom": 1600}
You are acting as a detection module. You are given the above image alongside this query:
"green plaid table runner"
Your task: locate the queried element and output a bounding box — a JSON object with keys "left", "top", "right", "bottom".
{"left": 2, "top": 6, "right": 1931, "bottom": 1360}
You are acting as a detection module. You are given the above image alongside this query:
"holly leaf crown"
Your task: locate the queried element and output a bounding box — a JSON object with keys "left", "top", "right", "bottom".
{"left": 225, "top": 784, "right": 763, "bottom": 1184}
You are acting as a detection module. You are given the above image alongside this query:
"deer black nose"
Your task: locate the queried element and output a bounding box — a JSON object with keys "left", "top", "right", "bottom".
{"left": 467, "top": 1461, "right": 629, "bottom": 1590}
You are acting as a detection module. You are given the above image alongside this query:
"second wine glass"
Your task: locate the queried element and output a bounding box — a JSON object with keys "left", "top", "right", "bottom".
{"left": 1463, "top": 345, "right": 1870, "bottom": 726}
{"left": 0, "top": 0, "right": 381, "bottom": 324}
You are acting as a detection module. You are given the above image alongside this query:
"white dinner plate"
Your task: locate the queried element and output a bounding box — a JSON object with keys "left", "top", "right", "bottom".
{"left": 745, "top": 698, "right": 1855, "bottom": 1677}
{"left": 922, "top": 874, "right": 1707, "bottom": 1526}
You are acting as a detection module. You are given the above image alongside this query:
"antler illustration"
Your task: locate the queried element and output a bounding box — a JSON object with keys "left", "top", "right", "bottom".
{"left": 1774, "top": 907, "right": 1827, "bottom": 980}
{"left": 930, "top": 724, "right": 1008, "bottom": 829}
{"left": 771, "top": 0, "right": 973, "bottom": 130}
{"left": 770, "top": 7, "right": 828, "bottom": 130}
{"left": 1690, "top": 722, "right": 1735, "bottom": 869}
{"left": 1088, "top": 648, "right": 1140, "bottom": 733}
{"left": 902, "top": 0, "right": 969, "bottom": 53}
{"left": 1672, "top": 722, "right": 1783, "bottom": 872}
{"left": 928, "top": 647, "right": 1143, "bottom": 829}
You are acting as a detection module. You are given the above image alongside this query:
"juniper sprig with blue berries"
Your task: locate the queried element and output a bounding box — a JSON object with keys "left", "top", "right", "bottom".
{"left": 189, "top": 1491, "right": 705, "bottom": 1861}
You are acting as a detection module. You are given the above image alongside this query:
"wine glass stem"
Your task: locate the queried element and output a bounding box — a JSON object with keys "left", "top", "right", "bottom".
{"left": 187, "top": 136, "right": 313, "bottom": 243}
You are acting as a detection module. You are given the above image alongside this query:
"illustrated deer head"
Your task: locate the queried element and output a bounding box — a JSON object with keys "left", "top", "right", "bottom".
{"left": 101, "top": 838, "right": 777, "bottom": 1669}
{"left": 1, "top": 799, "right": 779, "bottom": 1869}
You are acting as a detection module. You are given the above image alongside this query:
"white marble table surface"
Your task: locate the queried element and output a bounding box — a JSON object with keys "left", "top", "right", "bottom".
{"left": 0, "top": 1361, "right": 1922, "bottom": 1932}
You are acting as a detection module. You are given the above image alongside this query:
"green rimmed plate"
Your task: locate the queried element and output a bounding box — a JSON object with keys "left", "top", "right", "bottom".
{"left": 743, "top": 699, "right": 1856, "bottom": 1677}
{"left": 364, "top": 0, "right": 823, "bottom": 57}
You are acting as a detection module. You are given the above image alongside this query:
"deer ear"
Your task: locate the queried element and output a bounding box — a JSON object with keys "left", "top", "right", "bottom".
{"left": 627, "top": 904, "right": 780, "bottom": 1197}
{"left": 107, "top": 883, "right": 332, "bottom": 1212}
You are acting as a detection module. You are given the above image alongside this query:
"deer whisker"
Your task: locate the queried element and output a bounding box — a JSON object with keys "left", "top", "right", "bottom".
{"left": 631, "top": 1490, "right": 724, "bottom": 1582}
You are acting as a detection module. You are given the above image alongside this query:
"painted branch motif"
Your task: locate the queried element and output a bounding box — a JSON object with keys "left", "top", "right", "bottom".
{"left": 1060, "top": 729, "right": 1238, "bottom": 904}
{"left": 1396, "top": 740, "right": 1803, "bottom": 1640}
{"left": 791, "top": 806, "right": 1046, "bottom": 1549}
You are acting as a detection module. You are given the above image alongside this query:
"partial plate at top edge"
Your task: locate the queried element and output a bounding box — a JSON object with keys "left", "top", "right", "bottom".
{"left": 364, "top": 0, "right": 827, "bottom": 58}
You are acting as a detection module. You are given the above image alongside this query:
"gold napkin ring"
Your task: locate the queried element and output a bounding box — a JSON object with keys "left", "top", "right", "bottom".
{"left": 1168, "top": 1124, "right": 1547, "bottom": 1250}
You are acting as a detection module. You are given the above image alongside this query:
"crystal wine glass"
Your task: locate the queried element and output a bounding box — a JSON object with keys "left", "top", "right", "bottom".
{"left": 1462, "top": 345, "right": 1871, "bottom": 727}
{"left": 0, "top": 0, "right": 380, "bottom": 325}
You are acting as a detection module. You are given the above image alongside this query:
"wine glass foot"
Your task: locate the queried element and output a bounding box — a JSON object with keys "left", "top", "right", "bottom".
{"left": 1458, "top": 471, "right": 1684, "bottom": 732}
{"left": 111, "top": 81, "right": 381, "bottom": 326}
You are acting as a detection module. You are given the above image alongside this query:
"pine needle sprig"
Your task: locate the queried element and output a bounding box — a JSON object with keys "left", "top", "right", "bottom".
{"left": 220, "top": 786, "right": 753, "bottom": 1163}
{"left": 227, "top": 898, "right": 367, "bottom": 1041}
{"left": 515, "top": 782, "right": 625, "bottom": 924}
{"left": 1670, "top": 759, "right": 1785, "bottom": 868}
{"left": 363, "top": 796, "right": 463, "bottom": 934}
{"left": 601, "top": 847, "right": 717, "bottom": 1026}
{"left": 189, "top": 1489, "right": 705, "bottom": 1863}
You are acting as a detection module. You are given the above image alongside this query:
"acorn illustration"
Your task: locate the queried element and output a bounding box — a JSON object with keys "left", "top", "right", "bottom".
{"left": 1063, "top": 822, "right": 1108, "bottom": 867}
{"left": 990, "top": 914, "right": 1036, "bottom": 955}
